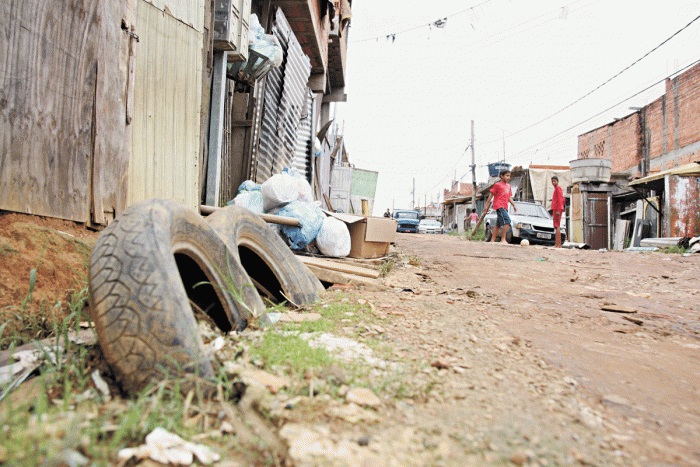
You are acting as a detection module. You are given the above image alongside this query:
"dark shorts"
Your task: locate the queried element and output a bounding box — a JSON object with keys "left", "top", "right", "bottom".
{"left": 552, "top": 211, "right": 562, "bottom": 228}
{"left": 496, "top": 208, "right": 511, "bottom": 227}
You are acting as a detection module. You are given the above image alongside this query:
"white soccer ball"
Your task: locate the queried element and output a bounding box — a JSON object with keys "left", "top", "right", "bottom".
{"left": 520, "top": 239, "right": 530, "bottom": 246}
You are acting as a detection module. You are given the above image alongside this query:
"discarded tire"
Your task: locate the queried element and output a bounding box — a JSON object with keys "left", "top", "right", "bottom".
{"left": 206, "top": 205, "right": 324, "bottom": 309}
{"left": 88, "top": 199, "right": 251, "bottom": 393}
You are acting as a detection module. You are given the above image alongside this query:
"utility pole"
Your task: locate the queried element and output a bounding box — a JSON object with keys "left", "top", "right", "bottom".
{"left": 471, "top": 120, "right": 477, "bottom": 209}
{"left": 424, "top": 194, "right": 427, "bottom": 217}
{"left": 502, "top": 129, "right": 506, "bottom": 163}
{"left": 412, "top": 178, "right": 416, "bottom": 210}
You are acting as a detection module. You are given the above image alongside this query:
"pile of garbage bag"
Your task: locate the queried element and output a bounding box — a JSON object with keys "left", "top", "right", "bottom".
{"left": 229, "top": 168, "right": 351, "bottom": 257}
{"left": 227, "top": 14, "right": 283, "bottom": 83}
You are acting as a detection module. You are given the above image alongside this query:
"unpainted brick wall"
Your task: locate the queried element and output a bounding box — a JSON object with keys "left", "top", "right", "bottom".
{"left": 577, "top": 62, "right": 700, "bottom": 177}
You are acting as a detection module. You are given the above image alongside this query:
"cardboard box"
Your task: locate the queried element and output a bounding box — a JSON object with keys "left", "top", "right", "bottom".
{"left": 325, "top": 212, "right": 397, "bottom": 259}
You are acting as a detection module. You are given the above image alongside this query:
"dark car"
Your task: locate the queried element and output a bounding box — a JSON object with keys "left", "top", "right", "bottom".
{"left": 393, "top": 209, "right": 421, "bottom": 233}
{"left": 484, "top": 201, "right": 566, "bottom": 245}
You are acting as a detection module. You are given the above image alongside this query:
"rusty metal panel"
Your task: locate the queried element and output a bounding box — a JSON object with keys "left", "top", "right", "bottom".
{"left": 668, "top": 175, "right": 700, "bottom": 237}
{"left": 254, "top": 8, "right": 312, "bottom": 183}
{"left": 143, "top": 0, "right": 204, "bottom": 32}
{"left": 584, "top": 192, "right": 609, "bottom": 250}
{"left": 129, "top": 0, "right": 204, "bottom": 210}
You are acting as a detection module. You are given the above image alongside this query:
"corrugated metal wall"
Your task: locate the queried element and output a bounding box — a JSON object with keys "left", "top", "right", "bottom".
{"left": 293, "top": 90, "right": 314, "bottom": 181}
{"left": 128, "top": 0, "right": 204, "bottom": 210}
{"left": 253, "top": 7, "right": 311, "bottom": 183}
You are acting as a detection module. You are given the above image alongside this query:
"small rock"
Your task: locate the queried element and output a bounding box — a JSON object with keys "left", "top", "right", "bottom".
{"left": 431, "top": 360, "right": 450, "bottom": 369}
{"left": 357, "top": 435, "right": 371, "bottom": 446}
{"left": 510, "top": 449, "right": 528, "bottom": 465}
{"left": 220, "top": 421, "right": 234, "bottom": 434}
{"left": 602, "top": 394, "right": 630, "bottom": 406}
{"left": 357, "top": 299, "right": 367, "bottom": 305}
{"left": 563, "top": 376, "right": 578, "bottom": 387}
{"left": 279, "top": 312, "right": 323, "bottom": 322}
{"left": 346, "top": 387, "right": 381, "bottom": 407}
{"left": 327, "top": 403, "right": 380, "bottom": 424}
{"left": 239, "top": 369, "right": 290, "bottom": 394}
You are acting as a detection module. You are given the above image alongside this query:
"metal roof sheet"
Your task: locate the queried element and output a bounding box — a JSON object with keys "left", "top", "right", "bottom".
{"left": 628, "top": 162, "right": 700, "bottom": 186}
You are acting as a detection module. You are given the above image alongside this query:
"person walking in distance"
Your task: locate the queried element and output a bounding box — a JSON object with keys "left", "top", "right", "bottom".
{"left": 383, "top": 208, "right": 391, "bottom": 218}
{"left": 468, "top": 208, "right": 479, "bottom": 230}
{"left": 484, "top": 169, "right": 517, "bottom": 243}
{"left": 550, "top": 175, "right": 565, "bottom": 248}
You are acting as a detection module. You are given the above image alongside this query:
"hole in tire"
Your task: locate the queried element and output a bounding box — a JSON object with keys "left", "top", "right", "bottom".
{"left": 175, "top": 253, "right": 232, "bottom": 333}
{"left": 238, "top": 246, "right": 285, "bottom": 304}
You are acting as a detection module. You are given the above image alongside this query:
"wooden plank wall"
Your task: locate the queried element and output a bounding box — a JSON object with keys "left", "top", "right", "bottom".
{"left": 0, "top": 0, "right": 132, "bottom": 224}
{"left": 128, "top": 0, "right": 205, "bottom": 211}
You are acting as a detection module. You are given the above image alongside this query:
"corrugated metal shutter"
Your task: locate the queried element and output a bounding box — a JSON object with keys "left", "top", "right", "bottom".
{"left": 254, "top": 7, "right": 311, "bottom": 183}
{"left": 293, "top": 90, "right": 314, "bottom": 181}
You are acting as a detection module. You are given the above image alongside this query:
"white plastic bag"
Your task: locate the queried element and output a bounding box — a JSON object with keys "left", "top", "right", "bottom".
{"left": 315, "top": 216, "right": 351, "bottom": 258}
{"left": 232, "top": 190, "right": 264, "bottom": 214}
{"left": 261, "top": 169, "right": 314, "bottom": 211}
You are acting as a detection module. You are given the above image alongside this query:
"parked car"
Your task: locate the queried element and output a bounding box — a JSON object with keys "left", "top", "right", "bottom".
{"left": 418, "top": 219, "right": 443, "bottom": 234}
{"left": 483, "top": 201, "right": 566, "bottom": 245}
{"left": 393, "top": 209, "right": 421, "bottom": 233}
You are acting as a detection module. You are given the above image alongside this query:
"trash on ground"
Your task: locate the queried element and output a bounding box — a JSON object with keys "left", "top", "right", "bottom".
{"left": 117, "top": 427, "right": 220, "bottom": 465}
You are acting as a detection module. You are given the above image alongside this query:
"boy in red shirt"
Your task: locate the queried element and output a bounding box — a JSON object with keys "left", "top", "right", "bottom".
{"left": 550, "top": 175, "right": 565, "bottom": 248}
{"left": 484, "top": 170, "right": 517, "bottom": 243}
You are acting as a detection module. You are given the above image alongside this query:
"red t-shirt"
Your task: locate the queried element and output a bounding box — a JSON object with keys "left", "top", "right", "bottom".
{"left": 551, "top": 185, "right": 564, "bottom": 212}
{"left": 490, "top": 181, "right": 512, "bottom": 210}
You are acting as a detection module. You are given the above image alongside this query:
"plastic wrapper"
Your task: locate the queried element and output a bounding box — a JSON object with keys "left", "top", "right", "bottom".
{"left": 261, "top": 168, "right": 314, "bottom": 211}
{"left": 277, "top": 201, "right": 325, "bottom": 250}
{"left": 238, "top": 180, "right": 261, "bottom": 192}
{"left": 231, "top": 190, "right": 264, "bottom": 214}
{"left": 315, "top": 216, "right": 351, "bottom": 257}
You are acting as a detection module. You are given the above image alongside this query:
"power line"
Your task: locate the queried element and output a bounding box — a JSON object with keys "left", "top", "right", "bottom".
{"left": 507, "top": 58, "right": 700, "bottom": 161}
{"left": 480, "top": 12, "right": 700, "bottom": 147}
{"left": 351, "top": 0, "right": 490, "bottom": 44}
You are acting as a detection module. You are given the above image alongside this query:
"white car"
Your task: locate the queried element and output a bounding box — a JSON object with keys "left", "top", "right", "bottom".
{"left": 484, "top": 201, "right": 566, "bottom": 245}
{"left": 418, "top": 219, "right": 443, "bottom": 234}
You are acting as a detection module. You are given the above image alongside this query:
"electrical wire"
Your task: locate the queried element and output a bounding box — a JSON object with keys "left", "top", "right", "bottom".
{"left": 479, "top": 13, "right": 700, "bottom": 147}
{"left": 506, "top": 58, "right": 700, "bottom": 162}
{"left": 351, "top": 0, "right": 491, "bottom": 44}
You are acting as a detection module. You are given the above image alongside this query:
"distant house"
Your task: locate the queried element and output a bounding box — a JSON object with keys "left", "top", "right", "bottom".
{"left": 442, "top": 181, "right": 479, "bottom": 233}
{"left": 576, "top": 62, "right": 700, "bottom": 241}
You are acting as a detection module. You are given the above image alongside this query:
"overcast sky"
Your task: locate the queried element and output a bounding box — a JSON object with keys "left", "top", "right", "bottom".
{"left": 337, "top": 0, "right": 700, "bottom": 215}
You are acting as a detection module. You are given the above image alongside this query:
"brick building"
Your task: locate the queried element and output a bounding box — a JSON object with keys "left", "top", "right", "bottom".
{"left": 577, "top": 62, "right": 700, "bottom": 177}
{"left": 576, "top": 62, "right": 700, "bottom": 240}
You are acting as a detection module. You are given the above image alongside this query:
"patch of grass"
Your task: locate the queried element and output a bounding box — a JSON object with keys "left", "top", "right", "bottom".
{"left": 466, "top": 226, "right": 485, "bottom": 241}
{"left": 379, "top": 258, "right": 394, "bottom": 276}
{"left": 249, "top": 332, "right": 334, "bottom": 379}
{"left": 0, "top": 242, "right": 18, "bottom": 256}
{"left": 0, "top": 273, "right": 90, "bottom": 351}
{"left": 659, "top": 245, "right": 688, "bottom": 254}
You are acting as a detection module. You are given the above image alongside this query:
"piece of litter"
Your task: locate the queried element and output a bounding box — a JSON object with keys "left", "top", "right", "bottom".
{"left": 91, "top": 370, "right": 111, "bottom": 402}
{"left": 600, "top": 305, "right": 637, "bottom": 314}
{"left": 118, "top": 427, "right": 220, "bottom": 465}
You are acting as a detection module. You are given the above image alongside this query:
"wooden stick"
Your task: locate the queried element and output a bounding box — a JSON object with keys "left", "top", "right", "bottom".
{"left": 298, "top": 256, "right": 380, "bottom": 278}
{"left": 467, "top": 210, "right": 488, "bottom": 239}
{"left": 199, "top": 205, "right": 301, "bottom": 226}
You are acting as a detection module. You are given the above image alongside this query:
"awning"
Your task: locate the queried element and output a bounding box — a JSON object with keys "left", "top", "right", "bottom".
{"left": 628, "top": 161, "right": 700, "bottom": 188}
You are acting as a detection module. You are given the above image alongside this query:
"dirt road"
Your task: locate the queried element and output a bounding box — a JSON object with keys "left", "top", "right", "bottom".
{"left": 351, "top": 233, "right": 700, "bottom": 465}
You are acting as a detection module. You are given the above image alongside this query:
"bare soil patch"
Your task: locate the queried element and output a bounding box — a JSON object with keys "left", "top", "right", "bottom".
{"left": 0, "top": 212, "right": 97, "bottom": 345}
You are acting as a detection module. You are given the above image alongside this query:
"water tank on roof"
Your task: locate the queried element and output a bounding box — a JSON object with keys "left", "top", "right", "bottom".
{"left": 488, "top": 162, "right": 511, "bottom": 178}
{"left": 570, "top": 158, "right": 611, "bottom": 184}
